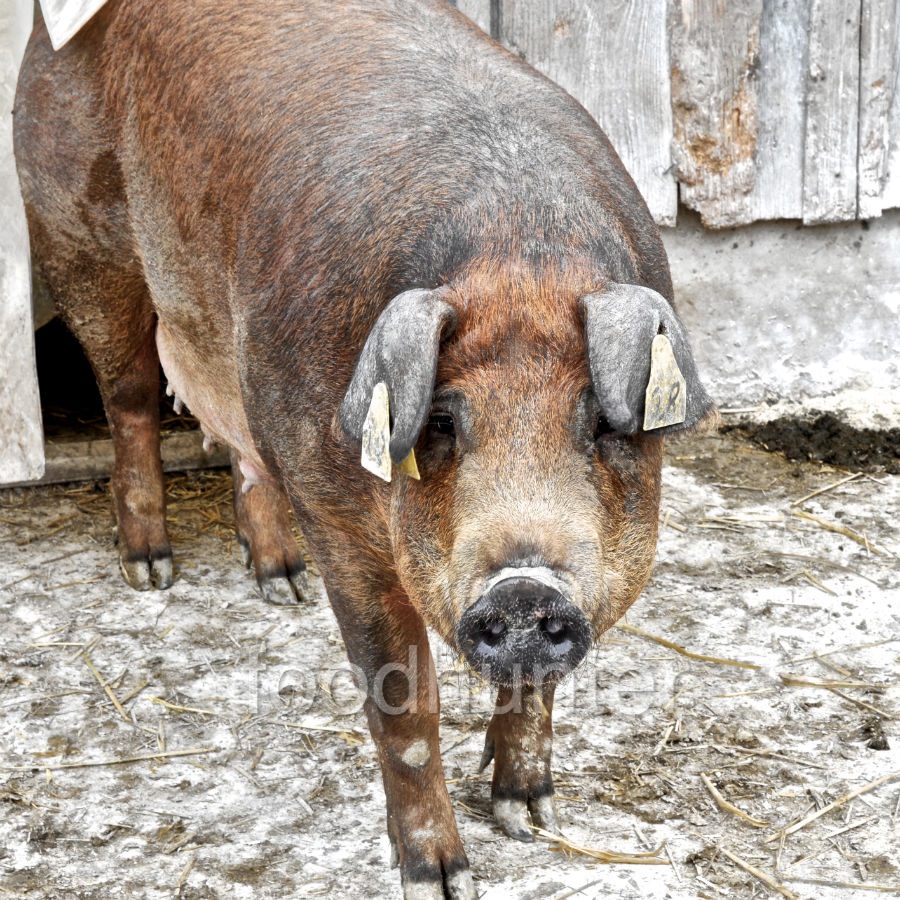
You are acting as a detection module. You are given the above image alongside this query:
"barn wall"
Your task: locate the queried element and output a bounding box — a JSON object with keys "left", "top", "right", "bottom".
{"left": 663, "top": 209, "right": 900, "bottom": 428}
{"left": 457, "top": 0, "right": 900, "bottom": 227}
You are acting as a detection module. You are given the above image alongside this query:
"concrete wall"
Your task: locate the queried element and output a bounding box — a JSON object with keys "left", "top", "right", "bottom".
{"left": 663, "top": 209, "right": 900, "bottom": 429}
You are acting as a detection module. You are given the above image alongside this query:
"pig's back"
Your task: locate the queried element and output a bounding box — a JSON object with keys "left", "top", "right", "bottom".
{"left": 100, "top": 0, "right": 669, "bottom": 318}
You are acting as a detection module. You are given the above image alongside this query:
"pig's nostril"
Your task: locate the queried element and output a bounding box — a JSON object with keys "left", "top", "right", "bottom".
{"left": 540, "top": 617, "right": 570, "bottom": 646}
{"left": 481, "top": 619, "right": 507, "bottom": 647}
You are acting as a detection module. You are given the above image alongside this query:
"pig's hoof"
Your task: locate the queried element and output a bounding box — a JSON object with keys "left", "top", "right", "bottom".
{"left": 258, "top": 565, "right": 309, "bottom": 606}
{"left": 492, "top": 794, "right": 559, "bottom": 842}
{"left": 492, "top": 797, "right": 534, "bottom": 842}
{"left": 403, "top": 867, "right": 477, "bottom": 900}
{"left": 528, "top": 794, "right": 560, "bottom": 833}
{"left": 119, "top": 552, "right": 175, "bottom": 591}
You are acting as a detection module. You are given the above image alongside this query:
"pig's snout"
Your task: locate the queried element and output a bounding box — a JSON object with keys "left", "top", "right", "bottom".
{"left": 457, "top": 571, "right": 591, "bottom": 686}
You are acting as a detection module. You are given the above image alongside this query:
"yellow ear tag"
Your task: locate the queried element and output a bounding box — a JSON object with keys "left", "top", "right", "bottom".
{"left": 643, "top": 334, "right": 687, "bottom": 431}
{"left": 361, "top": 382, "right": 393, "bottom": 481}
{"left": 360, "top": 382, "right": 421, "bottom": 481}
{"left": 396, "top": 449, "right": 420, "bottom": 480}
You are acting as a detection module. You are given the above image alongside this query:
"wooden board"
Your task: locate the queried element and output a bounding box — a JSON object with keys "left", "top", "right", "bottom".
{"left": 744, "top": 0, "right": 809, "bottom": 222}
{"left": 452, "top": 0, "right": 492, "bottom": 35}
{"left": 858, "top": 0, "right": 900, "bottom": 219}
{"left": 802, "top": 0, "right": 861, "bottom": 224}
{"left": 4, "top": 430, "right": 230, "bottom": 489}
{"left": 500, "top": 0, "right": 677, "bottom": 225}
{"left": 882, "top": 49, "right": 900, "bottom": 211}
{"left": 668, "top": 0, "right": 764, "bottom": 228}
{"left": 0, "top": 0, "right": 44, "bottom": 485}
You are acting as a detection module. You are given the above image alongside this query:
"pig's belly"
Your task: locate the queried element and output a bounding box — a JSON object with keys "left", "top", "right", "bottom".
{"left": 156, "top": 320, "right": 268, "bottom": 486}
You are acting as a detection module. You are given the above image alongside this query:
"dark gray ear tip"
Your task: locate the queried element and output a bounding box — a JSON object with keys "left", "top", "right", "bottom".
{"left": 388, "top": 432, "right": 417, "bottom": 465}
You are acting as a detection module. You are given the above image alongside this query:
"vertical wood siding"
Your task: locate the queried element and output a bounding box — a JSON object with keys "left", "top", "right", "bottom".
{"left": 501, "top": 0, "right": 677, "bottom": 224}
{"left": 456, "top": 0, "right": 900, "bottom": 227}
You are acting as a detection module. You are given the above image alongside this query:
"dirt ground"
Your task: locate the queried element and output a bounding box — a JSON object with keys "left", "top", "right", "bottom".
{"left": 1, "top": 429, "right": 898, "bottom": 899}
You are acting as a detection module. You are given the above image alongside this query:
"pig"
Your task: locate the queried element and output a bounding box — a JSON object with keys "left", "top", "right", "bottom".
{"left": 14, "top": 0, "right": 714, "bottom": 895}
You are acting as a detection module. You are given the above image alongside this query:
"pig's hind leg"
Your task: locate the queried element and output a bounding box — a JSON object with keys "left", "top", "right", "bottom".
{"left": 15, "top": 25, "right": 172, "bottom": 589}
{"left": 46, "top": 271, "right": 173, "bottom": 590}
{"left": 230, "top": 450, "right": 308, "bottom": 605}
{"left": 65, "top": 278, "right": 172, "bottom": 590}
{"left": 480, "top": 683, "right": 560, "bottom": 840}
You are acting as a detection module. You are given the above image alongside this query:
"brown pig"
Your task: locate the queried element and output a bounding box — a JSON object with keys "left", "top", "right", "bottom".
{"left": 14, "top": 0, "right": 714, "bottom": 895}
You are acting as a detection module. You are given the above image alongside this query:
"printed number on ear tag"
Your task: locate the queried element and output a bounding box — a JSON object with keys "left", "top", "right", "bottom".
{"left": 643, "top": 334, "right": 687, "bottom": 431}
{"left": 361, "top": 382, "right": 421, "bottom": 481}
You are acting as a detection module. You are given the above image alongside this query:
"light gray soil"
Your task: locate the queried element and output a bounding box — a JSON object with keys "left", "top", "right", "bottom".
{"left": 1, "top": 431, "right": 898, "bottom": 899}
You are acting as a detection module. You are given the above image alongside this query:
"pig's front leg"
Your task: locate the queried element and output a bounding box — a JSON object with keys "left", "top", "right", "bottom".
{"left": 480, "top": 683, "right": 558, "bottom": 841}
{"left": 230, "top": 450, "right": 308, "bottom": 605}
{"left": 330, "top": 588, "right": 477, "bottom": 900}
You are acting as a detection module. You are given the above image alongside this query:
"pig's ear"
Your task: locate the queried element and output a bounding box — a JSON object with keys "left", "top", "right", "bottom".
{"left": 580, "top": 283, "right": 714, "bottom": 434}
{"left": 340, "top": 288, "right": 458, "bottom": 463}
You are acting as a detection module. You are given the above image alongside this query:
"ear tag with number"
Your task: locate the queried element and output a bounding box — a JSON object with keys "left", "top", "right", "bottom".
{"left": 361, "top": 382, "right": 420, "bottom": 481}
{"left": 643, "top": 334, "right": 687, "bottom": 431}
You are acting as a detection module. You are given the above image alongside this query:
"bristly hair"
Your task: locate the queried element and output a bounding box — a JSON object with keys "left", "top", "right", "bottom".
{"left": 437, "top": 258, "right": 606, "bottom": 383}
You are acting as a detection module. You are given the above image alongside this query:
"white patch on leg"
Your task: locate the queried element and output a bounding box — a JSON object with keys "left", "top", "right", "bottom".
{"left": 400, "top": 739, "right": 430, "bottom": 769}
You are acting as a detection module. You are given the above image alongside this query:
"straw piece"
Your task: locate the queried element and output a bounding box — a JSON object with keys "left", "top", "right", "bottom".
{"left": 150, "top": 697, "right": 218, "bottom": 716}
{"left": 120, "top": 681, "right": 150, "bottom": 705}
{"left": 552, "top": 878, "right": 610, "bottom": 899}
{"left": 791, "top": 472, "right": 862, "bottom": 506}
{"left": 710, "top": 743, "right": 827, "bottom": 770}
{"left": 788, "top": 638, "right": 899, "bottom": 664}
{"left": 783, "top": 669, "right": 894, "bottom": 718}
{"left": 83, "top": 653, "right": 130, "bottom": 722}
{"left": 177, "top": 855, "right": 196, "bottom": 889}
{"left": 779, "top": 674, "right": 874, "bottom": 690}
{"left": 791, "top": 509, "right": 886, "bottom": 556}
{"left": 2, "top": 747, "right": 219, "bottom": 772}
{"left": 766, "top": 770, "right": 900, "bottom": 843}
{"left": 281, "top": 721, "right": 365, "bottom": 745}
{"left": 783, "top": 569, "right": 838, "bottom": 597}
{"left": 534, "top": 828, "right": 668, "bottom": 865}
{"left": 700, "top": 773, "right": 768, "bottom": 827}
{"left": 615, "top": 622, "right": 762, "bottom": 670}
{"left": 716, "top": 846, "right": 798, "bottom": 899}
{"left": 826, "top": 687, "right": 894, "bottom": 720}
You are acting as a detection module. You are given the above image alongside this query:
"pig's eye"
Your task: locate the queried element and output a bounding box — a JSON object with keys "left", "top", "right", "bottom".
{"left": 594, "top": 414, "right": 618, "bottom": 443}
{"left": 428, "top": 413, "right": 456, "bottom": 438}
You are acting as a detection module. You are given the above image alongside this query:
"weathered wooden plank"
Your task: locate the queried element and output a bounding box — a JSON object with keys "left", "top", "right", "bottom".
{"left": 857, "top": 0, "right": 899, "bottom": 218}
{"left": 452, "top": 0, "right": 492, "bottom": 35}
{"left": 802, "top": 0, "right": 861, "bottom": 224}
{"left": 668, "top": 0, "right": 764, "bottom": 228}
{"left": 500, "top": 0, "right": 677, "bottom": 225}
{"left": 4, "top": 430, "right": 231, "bottom": 488}
{"left": 0, "top": 0, "right": 45, "bottom": 485}
{"left": 745, "top": 0, "right": 809, "bottom": 221}
{"left": 881, "top": 52, "right": 900, "bottom": 211}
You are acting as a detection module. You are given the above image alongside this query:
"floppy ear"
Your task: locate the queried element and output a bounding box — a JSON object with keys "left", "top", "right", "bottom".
{"left": 340, "top": 288, "right": 457, "bottom": 463}
{"left": 580, "top": 283, "right": 714, "bottom": 434}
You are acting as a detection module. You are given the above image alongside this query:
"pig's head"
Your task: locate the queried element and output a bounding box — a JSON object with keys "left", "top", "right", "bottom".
{"left": 340, "top": 269, "right": 713, "bottom": 687}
